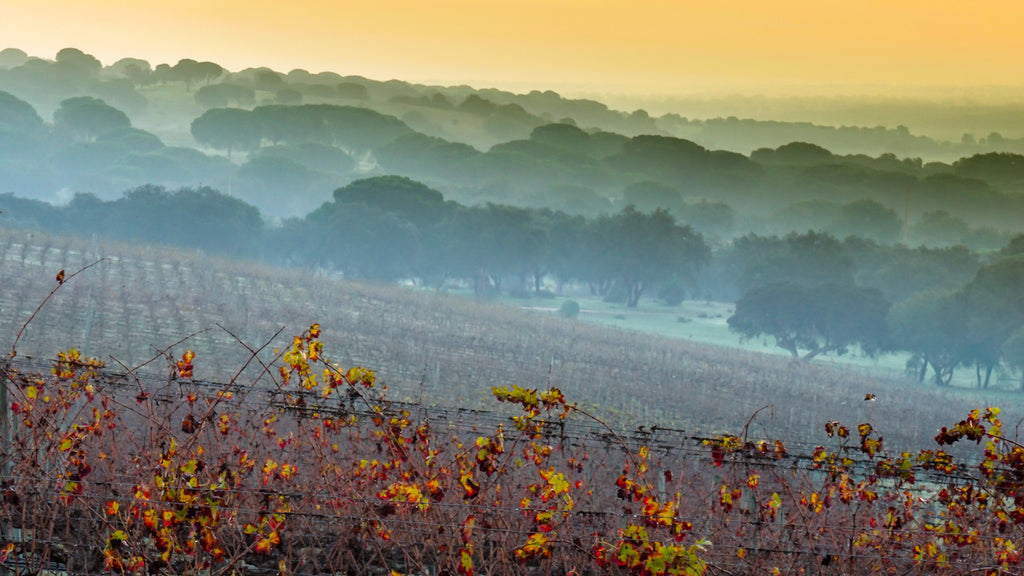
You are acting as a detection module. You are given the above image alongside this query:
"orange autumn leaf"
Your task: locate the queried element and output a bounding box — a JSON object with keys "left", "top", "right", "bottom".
{"left": 176, "top": 350, "right": 195, "bottom": 379}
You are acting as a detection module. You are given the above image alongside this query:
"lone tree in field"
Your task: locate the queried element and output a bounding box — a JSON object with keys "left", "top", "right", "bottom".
{"left": 591, "top": 206, "right": 709, "bottom": 308}
{"left": 962, "top": 254, "right": 1024, "bottom": 388}
{"left": 887, "top": 289, "right": 967, "bottom": 386}
{"left": 728, "top": 282, "right": 890, "bottom": 361}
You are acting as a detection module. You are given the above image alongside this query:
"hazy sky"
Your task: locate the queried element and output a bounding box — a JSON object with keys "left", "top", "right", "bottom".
{"left": 3, "top": 1, "right": 1023, "bottom": 95}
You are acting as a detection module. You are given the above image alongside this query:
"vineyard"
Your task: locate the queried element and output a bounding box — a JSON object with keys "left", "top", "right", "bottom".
{"left": 3, "top": 229, "right": 1024, "bottom": 574}
{"left": 0, "top": 228, "right": 1020, "bottom": 451}
{"left": 2, "top": 321, "right": 1024, "bottom": 575}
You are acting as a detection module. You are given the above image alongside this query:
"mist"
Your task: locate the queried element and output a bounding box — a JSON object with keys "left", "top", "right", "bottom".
{"left": 0, "top": 44, "right": 1023, "bottom": 473}
{"left": 4, "top": 24, "right": 1024, "bottom": 574}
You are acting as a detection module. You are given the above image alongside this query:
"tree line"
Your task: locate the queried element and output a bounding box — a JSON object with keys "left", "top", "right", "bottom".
{"left": 3, "top": 174, "right": 1024, "bottom": 387}
{"left": 723, "top": 231, "right": 1024, "bottom": 389}
{"left": 2, "top": 86, "right": 1022, "bottom": 249}
{"left": 5, "top": 48, "right": 1024, "bottom": 241}
{"left": 10, "top": 45, "right": 1024, "bottom": 160}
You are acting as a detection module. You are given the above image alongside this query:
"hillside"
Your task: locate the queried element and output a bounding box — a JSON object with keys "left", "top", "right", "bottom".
{"left": 2, "top": 226, "right": 1018, "bottom": 451}
{"left": 5, "top": 48, "right": 1024, "bottom": 240}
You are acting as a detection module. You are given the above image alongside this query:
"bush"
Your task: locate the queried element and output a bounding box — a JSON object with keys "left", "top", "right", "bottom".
{"left": 559, "top": 299, "right": 580, "bottom": 319}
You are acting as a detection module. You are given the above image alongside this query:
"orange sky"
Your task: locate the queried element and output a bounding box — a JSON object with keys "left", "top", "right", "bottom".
{"left": 2, "top": 1, "right": 1022, "bottom": 94}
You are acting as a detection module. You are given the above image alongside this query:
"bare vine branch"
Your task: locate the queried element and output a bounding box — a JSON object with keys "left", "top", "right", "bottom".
{"left": 9, "top": 258, "right": 109, "bottom": 359}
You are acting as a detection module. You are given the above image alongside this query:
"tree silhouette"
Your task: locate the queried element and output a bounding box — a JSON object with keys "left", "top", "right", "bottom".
{"left": 730, "top": 282, "right": 889, "bottom": 361}
{"left": 190, "top": 108, "right": 260, "bottom": 157}
{"left": 54, "top": 96, "right": 130, "bottom": 140}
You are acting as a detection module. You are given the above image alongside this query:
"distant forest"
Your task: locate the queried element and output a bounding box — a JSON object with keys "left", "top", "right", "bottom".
{"left": 5, "top": 47, "right": 1024, "bottom": 389}
{"left": 3, "top": 46, "right": 1024, "bottom": 225}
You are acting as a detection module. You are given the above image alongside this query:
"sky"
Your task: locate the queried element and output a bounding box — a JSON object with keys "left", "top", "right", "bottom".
{"left": 2, "top": 1, "right": 1023, "bottom": 96}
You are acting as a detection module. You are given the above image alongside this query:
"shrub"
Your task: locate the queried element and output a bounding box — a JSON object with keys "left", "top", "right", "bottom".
{"left": 559, "top": 299, "right": 580, "bottom": 318}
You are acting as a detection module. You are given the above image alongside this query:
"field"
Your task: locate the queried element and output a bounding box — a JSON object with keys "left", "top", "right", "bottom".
{"left": 3, "top": 228, "right": 1024, "bottom": 575}
{"left": 0, "top": 227, "right": 1020, "bottom": 451}
{"left": 519, "top": 294, "right": 1009, "bottom": 390}
{"left": 4, "top": 336, "right": 1016, "bottom": 576}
